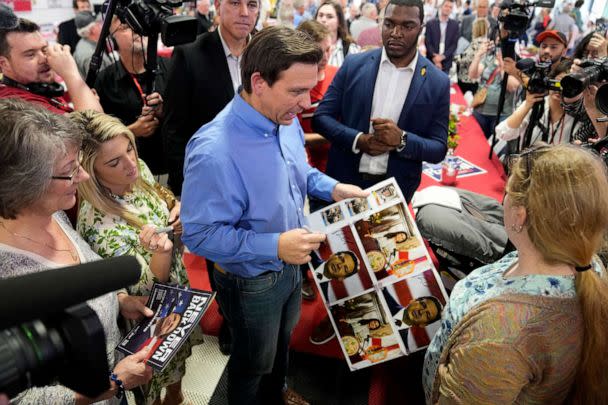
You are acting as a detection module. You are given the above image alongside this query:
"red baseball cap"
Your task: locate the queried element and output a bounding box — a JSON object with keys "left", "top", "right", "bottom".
{"left": 535, "top": 30, "right": 568, "bottom": 47}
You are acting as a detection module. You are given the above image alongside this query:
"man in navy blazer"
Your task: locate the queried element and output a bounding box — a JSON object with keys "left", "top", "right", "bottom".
{"left": 424, "top": 0, "right": 459, "bottom": 73}
{"left": 312, "top": 0, "right": 449, "bottom": 202}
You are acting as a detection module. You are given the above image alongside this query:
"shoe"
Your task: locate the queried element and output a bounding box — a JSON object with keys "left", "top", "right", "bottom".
{"left": 218, "top": 321, "right": 231, "bottom": 355}
{"left": 309, "top": 315, "right": 335, "bottom": 345}
{"left": 282, "top": 388, "right": 310, "bottom": 405}
{"left": 301, "top": 277, "right": 316, "bottom": 301}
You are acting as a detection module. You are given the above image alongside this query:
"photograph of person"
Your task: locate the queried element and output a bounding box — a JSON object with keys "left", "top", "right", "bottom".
{"left": 372, "top": 183, "right": 398, "bottom": 205}
{"left": 312, "top": 226, "right": 375, "bottom": 303}
{"left": 321, "top": 205, "right": 345, "bottom": 225}
{"left": 381, "top": 270, "right": 447, "bottom": 352}
{"left": 354, "top": 204, "right": 428, "bottom": 283}
{"left": 346, "top": 197, "right": 369, "bottom": 216}
{"left": 329, "top": 291, "right": 404, "bottom": 369}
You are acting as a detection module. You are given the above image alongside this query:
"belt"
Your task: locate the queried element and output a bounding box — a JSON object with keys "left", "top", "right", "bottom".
{"left": 360, "top": 172, "right": 387, "bottom": 182}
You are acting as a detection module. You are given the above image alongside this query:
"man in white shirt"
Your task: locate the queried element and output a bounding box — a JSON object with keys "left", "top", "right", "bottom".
{"left": 313, "top": 0, "right": 449, "bottom": 203}
{"left": 350, "top": 2, "right": 379, "bottom": 41}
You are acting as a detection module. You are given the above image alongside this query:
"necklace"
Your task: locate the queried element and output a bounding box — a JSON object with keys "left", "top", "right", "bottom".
{"left": 0, "top": 221, "right": 79, "bottom": 262}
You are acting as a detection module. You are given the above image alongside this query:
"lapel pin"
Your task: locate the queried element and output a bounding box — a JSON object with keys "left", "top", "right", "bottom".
{"left": 421, "top": 67, "right": 426, "bottom": 77}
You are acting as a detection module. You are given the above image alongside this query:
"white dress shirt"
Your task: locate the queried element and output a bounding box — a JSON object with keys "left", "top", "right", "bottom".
{"left": 218, "top": 26, "right": 244, "bottom": 93}
{"left": 355, "top": 49, "right": 418, "bottom": 175}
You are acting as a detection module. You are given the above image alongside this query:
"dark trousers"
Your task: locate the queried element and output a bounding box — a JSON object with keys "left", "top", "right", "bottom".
{"left": 213, "top": 265, "right": 302, "bottom": 405}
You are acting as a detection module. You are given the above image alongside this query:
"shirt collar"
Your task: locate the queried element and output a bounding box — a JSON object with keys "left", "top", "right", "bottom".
{"left": 218, "top": 26, "right": 250, "bottom": 58}
{"left": 232, "top": 92, "right": 278, "bottom": 136}
{"left": 380, "top": 48, "right": 418, "bottom": 71}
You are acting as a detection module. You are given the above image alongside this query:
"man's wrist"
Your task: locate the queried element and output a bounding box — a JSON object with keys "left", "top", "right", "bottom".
{"left": 352, "top": 132, "right": 364, "bottom": 154}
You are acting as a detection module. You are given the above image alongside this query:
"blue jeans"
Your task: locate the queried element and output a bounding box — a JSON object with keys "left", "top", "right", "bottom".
{"left": 213, "top": 264, "right": 302, "bottom": 405}
{"left": 473, "top": 110, "right": 507, "bottom": 140}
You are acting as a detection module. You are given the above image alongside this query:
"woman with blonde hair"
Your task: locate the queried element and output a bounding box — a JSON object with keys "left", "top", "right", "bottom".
{"left": 423, "top": 144, "right": 608, "bottom": 404}
{"left": 71, "top": 111, "right": 203, "bottom": 405}
{"left": 456, "top": 17, "right": 489, "bottom": 95}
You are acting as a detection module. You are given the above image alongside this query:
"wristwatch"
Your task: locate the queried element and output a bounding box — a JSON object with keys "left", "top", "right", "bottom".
{"left": 397, "top": 130, "right": 407, "bottom": 152}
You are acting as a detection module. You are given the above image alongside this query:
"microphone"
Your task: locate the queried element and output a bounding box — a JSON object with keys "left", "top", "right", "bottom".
{"left": 0, "top": 256, "right": 141, "bottom": 329}
{"left": 515, "top": 58, "right": 535, "bottom": 72}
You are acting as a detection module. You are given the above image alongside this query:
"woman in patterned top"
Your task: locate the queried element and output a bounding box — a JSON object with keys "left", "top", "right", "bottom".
{"left": 423, "top": 144, "right": 608, "bottom": 404}
{"left": 72, "top": 111, "right": 203, "bottom": 405}
{"left": 0, "top": 99, "right": 153, "bottom": 405}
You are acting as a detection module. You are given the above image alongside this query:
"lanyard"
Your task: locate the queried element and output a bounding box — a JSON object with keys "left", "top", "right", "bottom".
{"left": 547, "top": 112, "right": 565, "bottom": 145}
{"left": 130, "top": 74, "right": 147, "bottom": 106}
{"left": 49, "top": 97, "right": 74, "bottom": 113}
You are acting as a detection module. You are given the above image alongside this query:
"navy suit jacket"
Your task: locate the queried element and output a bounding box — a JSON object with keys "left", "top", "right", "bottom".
{"left": 425, "top": 18, "right": 460, "bottom": 73}
{"left": 312, "top": 49, "right": 449, "bottom": 202}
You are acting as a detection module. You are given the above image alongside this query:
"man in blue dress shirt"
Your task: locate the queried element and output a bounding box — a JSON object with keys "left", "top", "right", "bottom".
{"left": 181, "top": 26, "right": 367, "bottom": 405}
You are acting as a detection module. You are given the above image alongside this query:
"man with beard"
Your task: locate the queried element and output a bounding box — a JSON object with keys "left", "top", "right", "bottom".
{"left": 0, "top": 11, "right": 102, "bottom": 113}
{"left": 93, "top": 16, "right": 169, "bottom": 175}
{"left": 312, "top": 0, "right": 449, "bottom": 203}
{"left": 504, "top": 30, "right": 568, "bottom": 87}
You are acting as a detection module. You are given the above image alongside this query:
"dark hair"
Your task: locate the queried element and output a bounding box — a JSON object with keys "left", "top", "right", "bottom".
{"left": 387, "top": 0, "right": 424, "bottom": 24}
{"left": 297, "top": 19, "right": 330, "bottom": 43}
{"left": 315, "top": 0, "right": 351, "bottom": 42}
{"left": 241, "top": 26, "right": 322, "bottom": 93}
{"left": 572, "top": 31, "right": 602, "bottom": 60}
{"left": 72, "top": 0, "right": 89, "bottom": 9}
{"left": 417, "top": 295, "right": 443, "bottom": 315}
{"left": 0, "top": 18, "right": 39, "bottom": 57}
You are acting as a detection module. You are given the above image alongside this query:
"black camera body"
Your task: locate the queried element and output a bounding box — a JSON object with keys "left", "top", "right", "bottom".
{"left": 116, "top": 0, "right": 197, "bottom": 47}
{"left": 561, "top": 58, "right": 608, "bottom": 114}
{"left": 520, "top": 60, "right": 561, "bottom": 94}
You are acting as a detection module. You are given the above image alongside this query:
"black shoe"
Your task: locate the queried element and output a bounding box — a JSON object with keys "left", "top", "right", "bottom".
{"left": 219, "top": 321, "right": 231, "bottom": 355}
{"left": 309, "top": 315, "right": 335, "bottom": 345}
{"left": 301, "top": 277, "right": 316, "bottom": 301}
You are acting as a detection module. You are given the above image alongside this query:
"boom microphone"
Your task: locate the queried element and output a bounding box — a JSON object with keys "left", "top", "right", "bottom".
{"left": 0, "top": 256, "right": 141, "bottom": 329}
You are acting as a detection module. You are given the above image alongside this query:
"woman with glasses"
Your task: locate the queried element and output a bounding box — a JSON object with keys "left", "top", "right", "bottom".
{"left": 72, "top": 110, "right": 203, "bottom": 405}
{"left": 423, "top": 144, "right": 608, "bottom": 404}
{"left": 315, "top": 0, "right": 360, "bottom": 67}
{"left": 0, "top": 98, "right": 153, "bottom": 404}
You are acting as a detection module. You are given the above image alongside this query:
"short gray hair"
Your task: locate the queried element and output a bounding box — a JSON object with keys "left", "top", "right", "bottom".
{"left": 0, "top": 99, "right": 83, "bottom": 219}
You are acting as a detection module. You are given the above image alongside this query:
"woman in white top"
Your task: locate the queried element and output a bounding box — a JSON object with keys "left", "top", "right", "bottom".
{"left": 496, "top": 60, "right": 578, "bottom": 149}
{"left": 315, "top": 0, "right": 360, "bottom": 67}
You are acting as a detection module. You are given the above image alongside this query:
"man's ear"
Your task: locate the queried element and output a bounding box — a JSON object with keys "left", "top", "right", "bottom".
{"left": 214, "top": 0, "right": 221, "bottom": 16}
{"left": 0, "top": 55, "right": 11, "bottom": 75}
{"left": 250, "top": 72, "right": 267, "bottom": 96}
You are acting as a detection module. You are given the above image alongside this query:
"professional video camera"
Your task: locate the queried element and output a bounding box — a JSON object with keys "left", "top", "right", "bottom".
{"left": 114, "top": 0, "right": 197, "bottom": 47}
{"left": 0, "top": 257, "right": 140, "bottom": 399}
{"left": 561, "top": 58, "right": 608, "bottom": 114}
{"left": 86, "top": 0, "right": 197, "bottom": 88}
{"left": 517, "top": 59, "right": 562, "bottom": 94}
{"left": 494, "top": 0, "right": 555, "bottom": 59}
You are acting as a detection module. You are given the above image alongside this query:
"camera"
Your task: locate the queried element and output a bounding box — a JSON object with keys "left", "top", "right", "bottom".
{"left": 561, "top": 58, "right": 608, "bottom": 114}
{"left": 0, "top": 256, "right": 141, "bottom": 400}
{"left": 582, "top": 136, "right": 608, "bottom": 166}
{"left": 114, "top": 0, "right": 197, "bottom": 47}
{"left": 495, "top": 0, "right": 555, "bottom": 59}
{"left": 518, "top": 59, "right": 561, "bottom": 94}
{"left": 0, "top": 304, "right": 110, "bottom": 399}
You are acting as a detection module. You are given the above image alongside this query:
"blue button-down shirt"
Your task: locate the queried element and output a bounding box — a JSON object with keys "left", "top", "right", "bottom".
{"left": 181, "top": 94, "right": 338, "bottom": 278}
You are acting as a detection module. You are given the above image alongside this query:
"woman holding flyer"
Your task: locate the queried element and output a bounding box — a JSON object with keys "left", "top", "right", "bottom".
{"left": 423, "top": 144, "right": 608, "bottom": 404}
{"left": 0, "top": 99, "right": 153, "bottom": 404}
{"left": 72, "top": 111, "right": 203, "bottom": 405}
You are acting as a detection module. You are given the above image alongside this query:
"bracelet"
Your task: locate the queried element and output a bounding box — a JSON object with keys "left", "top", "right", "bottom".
{"left": 110, "top": 372, "right": 125, "bottom": 399}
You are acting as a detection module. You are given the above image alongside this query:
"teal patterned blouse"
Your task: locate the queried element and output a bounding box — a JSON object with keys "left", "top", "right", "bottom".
{"left": 422, "top": 251, "right": 578, "bottom": 402}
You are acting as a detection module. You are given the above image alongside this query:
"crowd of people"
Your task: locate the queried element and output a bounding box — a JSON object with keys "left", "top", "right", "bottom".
{"left": 1, "top": 0, "right": 608, "bottom": 403}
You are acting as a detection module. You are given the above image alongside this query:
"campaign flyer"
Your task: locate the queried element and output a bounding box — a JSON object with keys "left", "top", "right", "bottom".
{"left": 422, "top": 156, "right": 487, "bottom": 182}
{"left": 116, "top": 283, "right": 214, "bottom": 371}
